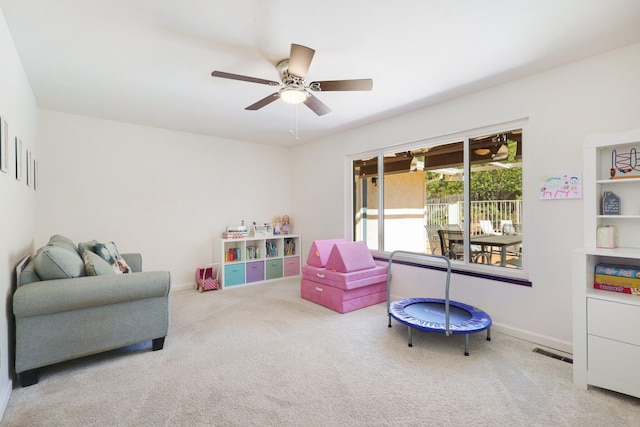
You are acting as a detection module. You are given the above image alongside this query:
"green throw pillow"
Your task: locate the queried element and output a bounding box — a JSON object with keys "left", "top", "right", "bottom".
{"left": 81, "top": 250, "right": 116, "bottom": 276}
{"left": 94, "top": 242, "right": 132, "bottom": 274}
{"left": 77, "top": 240, "right": 99, "bottom": 256}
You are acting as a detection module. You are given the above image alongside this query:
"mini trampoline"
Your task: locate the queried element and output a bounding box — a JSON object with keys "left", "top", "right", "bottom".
{"left": 386, "top": 250, "right": 492, "bottom": 355}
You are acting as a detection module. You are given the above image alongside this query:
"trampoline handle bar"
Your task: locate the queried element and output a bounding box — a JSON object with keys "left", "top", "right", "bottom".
{"left": 385, "top": 250, "right": 453, "bottom": 336}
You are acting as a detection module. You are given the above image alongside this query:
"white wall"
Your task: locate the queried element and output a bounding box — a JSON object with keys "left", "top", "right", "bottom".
{"left": 2, "top": 6, "right": 639, "bottom": 416}
{"left": 0, "top": 8, "right": 39, "bottom": 415}
{"left": 37, "top": 111, "right": 293, "bottom": 287}
{"left": 291, "top": 42, "right": 640, "bottom": 353}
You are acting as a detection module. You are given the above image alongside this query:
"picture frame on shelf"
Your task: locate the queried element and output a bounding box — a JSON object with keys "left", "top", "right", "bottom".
{"left": 0, "top": 117, "right": 7, "bottom": 173}
{"left": 15, "top": 137, "right": 22, "bottom": 181}
{"left": 601, "top": 191, "right": 621, "bottom": 215}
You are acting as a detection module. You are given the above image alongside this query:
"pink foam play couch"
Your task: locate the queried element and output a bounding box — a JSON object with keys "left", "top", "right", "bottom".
{"left": 302, "top": 263, "right": 387, "bottom": 289}
{"left": 300, "top": 240, "right": 387, "bottom": 314}
{"left": 306, "top": 238, "right": 345, "bottom": 268}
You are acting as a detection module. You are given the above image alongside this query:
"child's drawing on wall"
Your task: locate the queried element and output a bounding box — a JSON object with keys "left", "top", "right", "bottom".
{"left": 540, "top": 173, "right": 581, "bottom": 200}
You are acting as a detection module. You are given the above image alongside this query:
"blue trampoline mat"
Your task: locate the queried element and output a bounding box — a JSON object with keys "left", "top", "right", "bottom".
{"left": 389, "top": 298, "right": 492, "bottom": 335}
{"left": 403, "top": 302, "right": 472, "bottom": 324}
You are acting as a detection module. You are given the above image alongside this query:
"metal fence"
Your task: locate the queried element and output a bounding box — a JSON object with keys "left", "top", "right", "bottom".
{"left": 425, "top": 199, "right": 522, "bottom": 235}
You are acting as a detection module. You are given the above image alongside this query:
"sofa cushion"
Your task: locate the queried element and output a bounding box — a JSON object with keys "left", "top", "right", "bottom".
{"left": 81, "top": 250, "right": 117, "bottom": 276}
{"left": 19, "top": 259, "right": 41, "bottom": 286}
{"left": 94, "top": 242, "right": 132, "bottom": 274}
{"left": 48, "top": 235, "right": 78, "bottom": 253}
{"left": 32, "top": 245, "right": 85, "bottom": 280}
{"left": 77, "top": 240, "right": 98, "bottom": 256}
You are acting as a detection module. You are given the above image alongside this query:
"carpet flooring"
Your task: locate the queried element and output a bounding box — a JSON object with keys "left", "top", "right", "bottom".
{"left": 3, "top": 277, "right": 640, "bottom": 426}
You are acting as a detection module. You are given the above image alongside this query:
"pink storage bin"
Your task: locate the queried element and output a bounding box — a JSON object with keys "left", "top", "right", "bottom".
{"left": 283, "top": 256, "right": 301, "bottom": 277}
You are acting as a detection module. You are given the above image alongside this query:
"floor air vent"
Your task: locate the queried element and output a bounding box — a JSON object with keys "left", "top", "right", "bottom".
{"left": 532, "top": 347, "right": 573, "bottom": 364}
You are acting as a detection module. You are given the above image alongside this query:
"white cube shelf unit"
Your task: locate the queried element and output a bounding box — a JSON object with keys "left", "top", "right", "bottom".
{"left": 219, "top": 234, "right": 301, "bottom": 288}
{"left": 573, "top": 128, "right": 640, "bottom": 399}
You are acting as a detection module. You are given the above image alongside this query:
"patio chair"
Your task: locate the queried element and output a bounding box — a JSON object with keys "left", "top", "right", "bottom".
{"left": 437, "top": 229, "right": 464, "bottom": 260}
{"left": 478, "top": 220, "right": 503, "bottom": 262}
{"left": 438, "top": 228, "right": 490, "bottom": 263}
{"left": 500, "top": 220, "right": 517, "bottom": 235}
{"left": 499, "top": 219, "right": 522, "bottom": 263}
{"left": 425, "top": 224, "right": 442, "bottom": 255}
{"left": 479, "top": 220, "right": 501, "bottom": 235}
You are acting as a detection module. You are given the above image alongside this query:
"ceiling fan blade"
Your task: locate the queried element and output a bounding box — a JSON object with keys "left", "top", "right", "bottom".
{"left": 245, "top": 93, "right": 280, "bottom": 110}
{"left": 309, "top": 79, "right": 373, "bottom": 91}
{"left": 303, "top": 93, "right": 331, "bottom": 116}
{"left": 211, "top": 71, "right": 280, "bottom": 86}
{"left": 288, "top": 44, "right": 315, "bottom": 79}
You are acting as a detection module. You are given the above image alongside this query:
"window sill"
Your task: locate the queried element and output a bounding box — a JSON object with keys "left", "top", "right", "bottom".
{"left": 373, "top": 254, "right": 532, "bottom": 287}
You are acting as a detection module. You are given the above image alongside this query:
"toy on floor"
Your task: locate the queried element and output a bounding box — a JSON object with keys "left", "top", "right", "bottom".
{"left": 386, "top": 250, "right": 492, "bottom": 355}
{"left": 301, "top": 239, "right": 387, "bottom": 313}
{"left": 195, "top": 263, "right": 220, "bottom": 292}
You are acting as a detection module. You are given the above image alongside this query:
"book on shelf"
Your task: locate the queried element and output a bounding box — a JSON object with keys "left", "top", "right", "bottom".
{"left": 594, "top": 273, "right": 640, "bottom": 288}
{"left": 265, "top": 241, "right": 278, "bottom": 258}
{"left": 226, "top": 225, "right": 248, "bottom": 233}
{"left": 593, "top": 263, "right": 640, "bottom": 295}
{"left": 594, "top": 283, "right": 640, "bottom": 295}
{"left": 284, "top": 239, "right": 296, "bottom": 256}
{"left": 596, "top": 263, "right": 640, "bottom": 278}
{"left": 222, "top": 231, "right": 248, "bottom": 239}
{"left": 246, "top": 246, "right": 260, "bottom": 260}
{"left": 225, "top": 248, "right": 241, "bottom": 262}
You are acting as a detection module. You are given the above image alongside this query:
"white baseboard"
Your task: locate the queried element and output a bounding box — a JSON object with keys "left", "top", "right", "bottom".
{"left": 491, "top": 322, "right": 573, "bottom": 355}
{"left": 0, "top": 379, "right": 13, "bottom": 423}
{"left": 171, "top": 282, "right": 196, "bottom": 292}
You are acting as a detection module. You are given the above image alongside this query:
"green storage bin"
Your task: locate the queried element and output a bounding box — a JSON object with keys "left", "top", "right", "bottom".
{"left": 265, "top": 258, "right": 283, "bottom": 280}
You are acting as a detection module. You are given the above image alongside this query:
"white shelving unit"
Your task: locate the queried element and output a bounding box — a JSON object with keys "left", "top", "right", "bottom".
{"left": 573, "top": 128, "right": 640, "bottom": 398}
{"left": 219, "top": 234, "right": 301, "bottom": 289}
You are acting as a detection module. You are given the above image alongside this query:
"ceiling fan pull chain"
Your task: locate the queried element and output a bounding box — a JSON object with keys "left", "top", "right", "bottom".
{"left": 288, "top": 105, "right": 300, "bottom": 140}
{"left": 295, "top": 105, "right": 300, "bottom": 141}
{"left": 289, "top": 107, "right": 294, "bottom": 134}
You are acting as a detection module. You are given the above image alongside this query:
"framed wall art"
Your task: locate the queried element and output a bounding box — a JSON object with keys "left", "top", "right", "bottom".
{"left": 15, "top": 137, "right": 22, "bottom": 181}
{"left": 26, "top": 150, "right": 32, "bottom": 186}
{"left": 33, "top": 159, "right": 38, "bottom": 190}
{"left": 0, "top": 117, "right": 7, "bottom": 173}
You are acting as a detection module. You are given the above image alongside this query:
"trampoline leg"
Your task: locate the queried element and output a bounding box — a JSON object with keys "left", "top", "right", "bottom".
{"left": 464, "top": 335, "right": 469, "bottom": 356}
{"left": 388, "top": 314, "right": 392, "bottom": 328}
{"left": 408, "top": 327, "right": 413, "bottom": 347}
{"left": 486, "top": 327, "right": 491, "bottom": 341}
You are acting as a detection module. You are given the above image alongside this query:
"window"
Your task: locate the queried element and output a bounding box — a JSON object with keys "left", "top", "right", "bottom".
{"left": 353, "top": 128, "right": 523, "bottom": 274}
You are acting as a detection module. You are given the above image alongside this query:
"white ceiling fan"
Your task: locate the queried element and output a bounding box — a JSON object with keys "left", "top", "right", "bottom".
{"left": 211, "top": 43, "right": 373, "bottom": 116}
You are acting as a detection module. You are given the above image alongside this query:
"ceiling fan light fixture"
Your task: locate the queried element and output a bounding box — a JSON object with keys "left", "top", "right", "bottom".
{"left": 279, "top": 87, "right": 307, "bottom": 105}
{"left": 474, "top": 148, "right": 491, "bottom": 156}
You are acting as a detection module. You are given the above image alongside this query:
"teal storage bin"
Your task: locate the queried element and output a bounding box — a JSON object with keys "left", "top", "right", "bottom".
{"left": 224, "top": 263, "right": 245, "bottom": 287}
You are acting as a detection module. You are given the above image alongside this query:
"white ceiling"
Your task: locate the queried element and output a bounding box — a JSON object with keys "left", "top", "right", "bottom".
{"left": 2, "top": 1, "right": 640, "bottom": 147}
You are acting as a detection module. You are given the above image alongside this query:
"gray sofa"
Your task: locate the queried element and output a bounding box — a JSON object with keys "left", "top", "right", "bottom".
{"left": 13, "top": 235, "right": 171, "bottom": 387}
